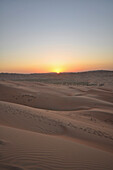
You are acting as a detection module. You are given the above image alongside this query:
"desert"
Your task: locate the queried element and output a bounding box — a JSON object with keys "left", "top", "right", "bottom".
{"left": 0, "top": 71, "right": 113, "bottom": 170}
{"left": 1, "top": 0, "right": 113, "bottom": 169}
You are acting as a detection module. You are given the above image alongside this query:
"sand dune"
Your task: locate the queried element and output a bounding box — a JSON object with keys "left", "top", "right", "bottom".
{"left": 0, "top": 71, "right": 113, "bottom": 169}
{"left": 0, "top": 100, "right": 113, "bottom": 152}
{"left": 0, "top": 82, "right": 113, "bottom": 111}
{"left": 0, "top": 125, "right": 113, "bottom": 170}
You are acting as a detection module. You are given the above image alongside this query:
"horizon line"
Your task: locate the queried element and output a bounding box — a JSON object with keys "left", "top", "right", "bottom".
{"left": 0, "top": 69, "right": 113, "bottom": 75}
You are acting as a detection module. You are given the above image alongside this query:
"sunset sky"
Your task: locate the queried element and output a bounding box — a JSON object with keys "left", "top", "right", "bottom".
{"left": 0, "top": 0, "right": 113, "bottom": 73}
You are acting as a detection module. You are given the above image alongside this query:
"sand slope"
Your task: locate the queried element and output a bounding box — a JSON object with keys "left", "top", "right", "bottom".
{"left": 0, "top": 125, "right": 113, "bottom": 170}
{"left": 0, "top": 100, "right": 113, "bottom": 152}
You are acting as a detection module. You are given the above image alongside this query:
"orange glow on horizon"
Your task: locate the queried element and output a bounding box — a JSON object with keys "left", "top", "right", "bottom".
{"left": 1, "top": 61, "right": 113, "bottom": 73}
{"left": 53, "top": 68, "right": 62, "bottom": 74}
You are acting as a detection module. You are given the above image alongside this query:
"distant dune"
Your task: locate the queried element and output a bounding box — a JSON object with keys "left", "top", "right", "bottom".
{"left": 0, "top": 71, "right": 113, "bottom": 169}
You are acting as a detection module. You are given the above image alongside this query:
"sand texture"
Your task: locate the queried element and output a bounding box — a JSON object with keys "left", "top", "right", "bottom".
{"left": 0, "top": 71, "right": 113, "bottom": 170}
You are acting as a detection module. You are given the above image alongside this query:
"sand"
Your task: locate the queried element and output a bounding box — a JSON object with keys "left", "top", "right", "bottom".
{"left": 0, "top": 71, "right": 113, "bottom": 169}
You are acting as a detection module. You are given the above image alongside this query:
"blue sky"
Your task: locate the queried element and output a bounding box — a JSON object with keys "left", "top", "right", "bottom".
{"left": 0, "top": 0, "right": 113, "bottom": 73}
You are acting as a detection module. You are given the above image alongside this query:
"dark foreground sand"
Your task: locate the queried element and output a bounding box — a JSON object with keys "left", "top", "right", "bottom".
{"left": 0, "top": 71, "right": 113, "bottom": 170}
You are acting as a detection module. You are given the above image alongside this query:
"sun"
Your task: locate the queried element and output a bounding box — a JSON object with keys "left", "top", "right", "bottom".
{"left": 54, "top": 68, "right": 61, "bottom": 74}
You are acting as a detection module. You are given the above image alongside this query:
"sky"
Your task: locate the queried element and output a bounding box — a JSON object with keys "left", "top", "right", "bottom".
{"left": 0, "top": 0, "right": 113, "bottom": 73}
